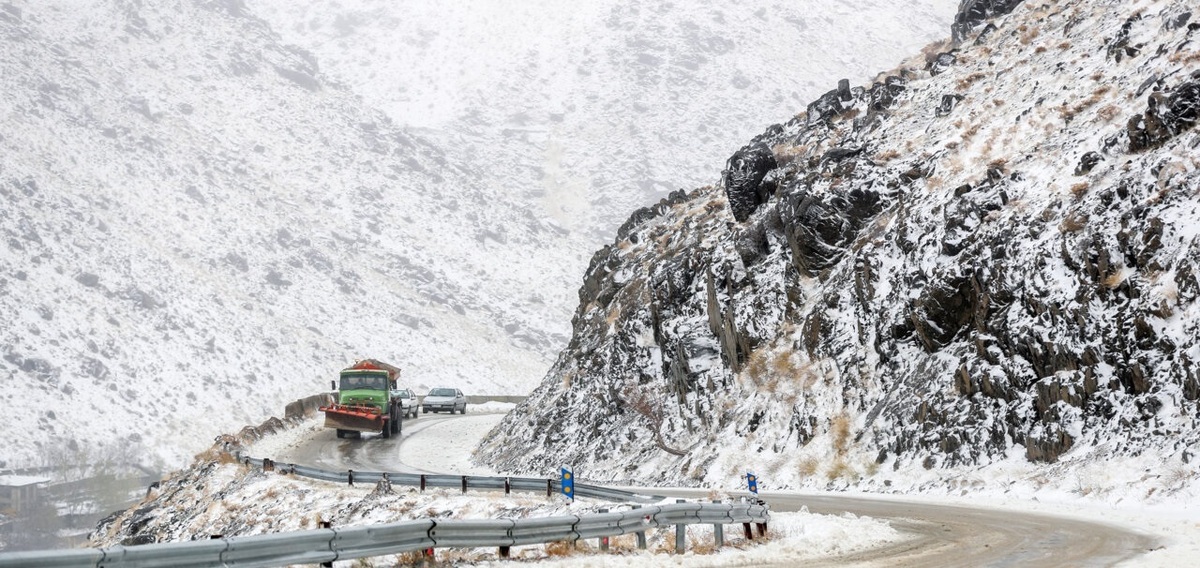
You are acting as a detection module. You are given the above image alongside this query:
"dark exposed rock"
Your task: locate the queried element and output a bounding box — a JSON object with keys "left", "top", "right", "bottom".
{"left": 929, "top": 52, "right": 957, "bottom": 76}
{"left": 820, "top": 146, "right": 864, "bottom": 164}
{"left": 1128, "top": 79, "right": 1200, "bottom": 152}
{"left": 722, "top": 143, "right": 778, "bottom": 222}
{"left": 807, "top": 89, "right": 846, "bottom": 124}
{"left": 1163, "top": 10, "right": 1191, "bottom": 31}
{"left": 1106, "top": 14, "right": 1143, "bottom": 62}
{"left": 1074, "top": 152, "right": 1103, "bottom": 175}
{"left": 909, "top": 273, "right": 976, "bottom": 351}
{"left": 936, "top": 94, "right": 964, "bottom": 116}
{"left": 951, "top": 0, "right": 1025, "bottom": 44}
{"left": 868, "top": 76, "right": 907, "bottom": 111}
{"left": 778, "top": 186, "right": 883, "bottom": 277}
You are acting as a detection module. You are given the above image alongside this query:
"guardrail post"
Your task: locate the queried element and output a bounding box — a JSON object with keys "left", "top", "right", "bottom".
{"left": 633, "top": 505, "right": 647, "bottom": 550}
{"left": 348, "top": 469, "right": 354, "bottom": 486}
{"left": 263, "top": 458, "right": 274, "bottom": 472}
{"left": 546, "top": 479, "right": 552, "bottom": 497}
{"left": 319, "top": 521, "right": 332, "bottom": 568}
{"left": 756, "top": 522, "right": 767, "bottom": 537}
{"left": 599, "top": 509, "right": 610, "bottom": 551}
{"left": 712, "top": 500, "right": 724, "bottom": 548}
{"left": 420, "top": 474, "right": 426, "bottom": 491}
{"left": 505, "top": 477, "right": 511, "bottom": 495}
{"left": 675, "top": 499, "right": 686, "bottom": 554}
{"left": 462, "top": 475, "right": 468, "bottom": 494}
{"left": 743, "top": 522, "right": 753, "bottom": 540}
{"left": 499, "top": 545, "right": 511, "bottom": 558}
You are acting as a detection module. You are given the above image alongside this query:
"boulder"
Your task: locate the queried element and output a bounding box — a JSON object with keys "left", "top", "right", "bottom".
{"left": 723, "top": 143, "right": 778, "bottom": 222}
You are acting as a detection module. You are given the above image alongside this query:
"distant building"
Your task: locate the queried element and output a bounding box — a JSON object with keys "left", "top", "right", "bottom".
{"left": 0, "top": 475, "right": 50, "bottom": 515}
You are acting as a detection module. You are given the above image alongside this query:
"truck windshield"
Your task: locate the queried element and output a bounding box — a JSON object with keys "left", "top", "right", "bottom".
{"left": 341, "top": 374, "right": 387, "bottom": 390}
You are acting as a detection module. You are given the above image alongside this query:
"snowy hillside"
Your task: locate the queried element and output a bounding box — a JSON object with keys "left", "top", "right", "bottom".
{"left": 244, "top": 0, "right": 959, "bottom": 236}
{"left": 479, "top": 0, "right": 1200, "bottom": 497}
{"left": 0, "top": 0, "right": 957, "bottom": 470}
{"left": 0, "top": 0, "right": 584, "bottom": 468}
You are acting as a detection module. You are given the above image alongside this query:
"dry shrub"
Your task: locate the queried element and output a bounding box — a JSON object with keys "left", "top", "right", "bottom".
{"left": 993, "top": 99, "right": 1006, "bottom": 107}
{"left": 195, "top": 446, "right": 240, "bottom": 465}
{"left": 745, "top": 349, "right": 770, "bottom": 386}
{"left": 957, "top": 72, "right": 987, "bottom": 90}
{"left": 1035, "top": 45, "right": 1047, "bottom": 54}
{"left": 1019, "top": 24, "right": 1040, "bottom": 45}
{"left": 1102, "top": 270, "right": 1127, "bottom": 289}
{"left": 875, "top": 149, "right": 900, "bottom": 162}
{"left": 1060, "top": 211, "right": 1087, "bottom": 232}
{"left": 605, "top": 305, "right": 622, "bottom": 327}
{"left": 797, "top": 457, "right": 820, "bottom": 478}
{"left": 831, "top": 413, "right": 852, "bottom": 454}
{"left": 773, "top": 143, "right": 809, "bottom": 166}
{"left": 545, "top": 541, "right": 579, "bottom": 557}
{"left": 826, "top": 458, "right": 856, "bottom": 482}
{"left": 1058, "top": 41, "right": 1072, "bottom": 50}
{"left": 1070, "top": 182, "right": 1089, "bottom": 198}
{"left": 1097, "top": 104, "right": 1121, "bottom": 122}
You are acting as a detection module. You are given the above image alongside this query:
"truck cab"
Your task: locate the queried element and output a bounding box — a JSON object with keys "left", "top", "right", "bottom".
{"left": 321, "top": 359, "right": 404, "bottom": 439}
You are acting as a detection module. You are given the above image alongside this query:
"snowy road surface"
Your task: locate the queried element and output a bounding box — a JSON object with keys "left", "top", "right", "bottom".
{"left": 265, "top": 410, "right": 1162, "bottom": 566}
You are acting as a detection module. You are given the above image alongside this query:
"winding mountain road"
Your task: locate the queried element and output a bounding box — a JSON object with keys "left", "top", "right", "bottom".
{"left": 278, "top": 411, "right": 1157, "bottom": 567}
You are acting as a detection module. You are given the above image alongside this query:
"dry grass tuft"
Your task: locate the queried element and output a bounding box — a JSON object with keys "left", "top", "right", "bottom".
{"left": 1070, "top": 182, "right": 1089, "bottom": 199}
{"left": 545, "top": 541, "right": 579, "bottom": 557}
{"left": 1060, "top": 211, "right": 1087, "bottom": 232}
{"left": 826, "top": 458, "right": 856, "bottom": 482}
{"left": 1097, "top": 104, "right": 1121, "bottom": 122}
{"left": 797, "top": 457, "right": 820, "bottom": 477}
{"left": 957, "top": 72, "right": 987, "bottom": 90}
{"left": 1019, "top": 24, "right": 1040, "bottom": 45}
{"left": 1102, "top": 270, "right": 1127, "bottom": 289}
{"left": 831, "top": 413, "right": 852, "bottom": 455}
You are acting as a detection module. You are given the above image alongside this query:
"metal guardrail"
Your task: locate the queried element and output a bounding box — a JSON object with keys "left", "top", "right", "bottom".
{"left": 0, "top": 457, "right": 770, "bottom": 568}
{"left": 0, "top": 503, "right": 769, "bottom": 568}
{"left": 246, "top": 455, "right": 666, "bottom": 503}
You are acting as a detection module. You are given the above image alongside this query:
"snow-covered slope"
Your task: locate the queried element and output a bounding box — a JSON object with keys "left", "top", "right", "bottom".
{"left": 1, "top": 0, "right": 957, "bottom": 470}
{"left": 244, "top": 0, "right": 958, "bottom": 236}
{"left": 479, "top": 0, "right": 1200, "bottom": 498}
{"left": 0, "top": 0, "right": 584, "bottom": 468}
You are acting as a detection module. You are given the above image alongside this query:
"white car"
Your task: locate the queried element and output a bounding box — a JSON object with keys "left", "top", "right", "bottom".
{"left": 390, "top": 388, "right": 419, "bottom": 419}
{"left": 423, "top": 387, "right": 466, "bottom": 414}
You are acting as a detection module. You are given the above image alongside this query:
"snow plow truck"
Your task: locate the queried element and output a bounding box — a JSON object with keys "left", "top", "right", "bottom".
{"left": 321, "top": 359, "right": 403, "bottom": 439}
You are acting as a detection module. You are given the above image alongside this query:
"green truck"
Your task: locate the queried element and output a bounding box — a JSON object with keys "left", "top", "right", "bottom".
{"left": 320, "top": 359, "right": 403, "bottom": 439}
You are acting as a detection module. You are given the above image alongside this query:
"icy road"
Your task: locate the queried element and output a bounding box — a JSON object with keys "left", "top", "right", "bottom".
{"left": 272, "top": 410, "right": 1157, "bottom": 566}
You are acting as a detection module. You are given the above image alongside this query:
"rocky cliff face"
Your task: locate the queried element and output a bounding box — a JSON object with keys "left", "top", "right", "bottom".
{"left": 479, "top": 0, "right": 1200, "bottom": 490}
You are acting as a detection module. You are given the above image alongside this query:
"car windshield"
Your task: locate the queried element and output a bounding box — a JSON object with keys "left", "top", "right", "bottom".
{"left": 429, "top": 388, "right": 456, "bottom": 397}
{"left": 341, "top": 373, "right": 387, "bottom": 390}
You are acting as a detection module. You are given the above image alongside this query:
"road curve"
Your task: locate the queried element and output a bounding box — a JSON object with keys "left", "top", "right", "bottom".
{"left": 279, "top": 411, "right": 1157, "bottom": 567}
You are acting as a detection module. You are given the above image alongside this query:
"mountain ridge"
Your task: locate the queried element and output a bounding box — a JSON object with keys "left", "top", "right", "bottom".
{"left": 478, "top": 0, "right": 1200, "bottom": 497}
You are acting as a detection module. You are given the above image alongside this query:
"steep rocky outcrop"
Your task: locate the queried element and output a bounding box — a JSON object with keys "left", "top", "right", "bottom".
{"left": 479, "top": 0, "right": 1200, "bottom": 488}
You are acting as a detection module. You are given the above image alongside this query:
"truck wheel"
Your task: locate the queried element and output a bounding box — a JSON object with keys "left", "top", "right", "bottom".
{"left": 382, "top": 418, "right": 391, "bottom": 438}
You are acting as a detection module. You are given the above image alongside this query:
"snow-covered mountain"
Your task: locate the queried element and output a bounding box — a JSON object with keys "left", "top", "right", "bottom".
{"left": 0, "top": 0, "right": 586, "bottom": 468}
{"left": 1, "top": 0, "right": 956, "bottom": 470}
{"left": 244, "top": 0, "right": 958, "bottom": 237}
{"left": 479, "top": 0, "right": 1200, "bottom": 495}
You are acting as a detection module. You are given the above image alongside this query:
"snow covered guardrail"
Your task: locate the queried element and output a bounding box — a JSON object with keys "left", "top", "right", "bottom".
{"left": 242, "top": 455, "right": 664, "bottom": 503}
{"left": 0, "top": 502, "right": 771, "bottom": 568}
